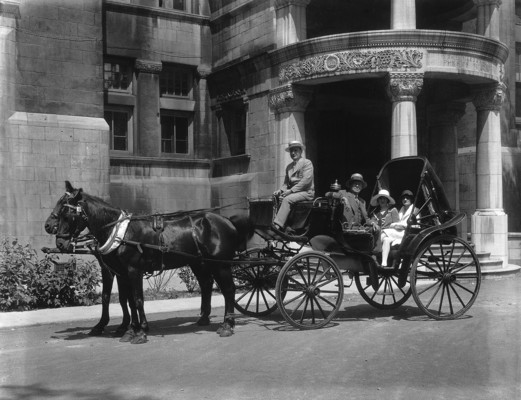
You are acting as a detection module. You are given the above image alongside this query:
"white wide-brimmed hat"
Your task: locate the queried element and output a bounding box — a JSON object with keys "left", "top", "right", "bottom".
{"left": 285, "top": 140, "right": 304, "bottom": 152}
{"left": 370, "top": 189, "right": 395, "bottom": 206}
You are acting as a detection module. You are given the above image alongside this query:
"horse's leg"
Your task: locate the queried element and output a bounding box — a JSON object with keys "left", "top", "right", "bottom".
{"left": 88, "top": 264, "right": 113, "bottom": 336}
{"left": 128, "top": 266, "right": 147, "bottom": 344}
{"left": 212, "top": 264, "right": 236, "bottom": 337}
{"left": 113, "top": 275, "right": 131, "bottom": 336}
{"left": 119, "top": 269, "right": 143, "bottom": 344}
{"left": 190, "top": 264, "right": 213, "bottom": 326}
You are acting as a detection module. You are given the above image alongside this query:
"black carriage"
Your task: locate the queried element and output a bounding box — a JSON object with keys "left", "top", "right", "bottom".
{"left": 232, "top": 156, "right": 481, "bottom": 329}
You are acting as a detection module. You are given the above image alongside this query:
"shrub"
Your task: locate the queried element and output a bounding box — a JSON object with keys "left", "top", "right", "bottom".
{"left": 177, "top": 266, "right": 200, "bottom": 293}
{"left": 0, "top": 238, "right": 101, "bottom": 311}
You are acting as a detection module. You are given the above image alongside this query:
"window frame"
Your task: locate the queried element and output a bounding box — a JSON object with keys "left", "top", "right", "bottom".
{"left": 103, "top": 58, "right": 133, "bottom": 93}
{"left": 160, "top": 110, "right": 193, "bottom": 157}
{"left": 104, "top": 106, "right": 134, "bottom": 155}
{"left": 160, "top": 64, "right": 194, "bottom": 99}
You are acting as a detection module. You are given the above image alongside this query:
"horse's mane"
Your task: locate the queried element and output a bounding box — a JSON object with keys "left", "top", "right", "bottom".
{"left": 80, "top": 192, "right": 122, "bottom": 230}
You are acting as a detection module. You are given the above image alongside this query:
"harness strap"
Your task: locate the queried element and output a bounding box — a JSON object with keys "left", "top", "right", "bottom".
{"left": 189, "top": 215, "right": 204, "bottom": 265}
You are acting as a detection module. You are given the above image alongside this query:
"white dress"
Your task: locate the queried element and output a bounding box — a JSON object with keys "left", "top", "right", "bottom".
{"left": 382, "top": 205, "right": 414, "bottom": 246}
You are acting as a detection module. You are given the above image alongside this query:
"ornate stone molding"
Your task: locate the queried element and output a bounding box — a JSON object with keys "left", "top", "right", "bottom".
{"left": 473, "top": 82, "right": 506, "bottom": 111}
{"left": 279, "top": 49, "right": 423, "bottom": 84}
{"left": 134, "top": 59, "right": 162, "bottom": 74}
{"left": 386, "top": 73, "right": 424, "bottom": 102}
{"left": 269, "top": 84, "right": 313, "bottom": 114}
{"left": 215, "top": 89, "right": 247, "bottom": 104}
{"left": 196, "top": 65, "right": 212, "bottom": 80}
{"left": 275, "top": 0, "right": 311, "bottom": 9}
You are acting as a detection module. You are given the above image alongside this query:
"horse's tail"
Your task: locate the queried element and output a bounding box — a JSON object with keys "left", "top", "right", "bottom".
{"left": 228, "top": 213, "right": 254, "bottom": 251}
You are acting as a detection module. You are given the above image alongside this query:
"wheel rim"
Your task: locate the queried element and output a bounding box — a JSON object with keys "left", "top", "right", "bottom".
{"left": 411, "top": 235, "right": 481, "bottom": 320}
{"left": 355, "top": 270, "right": 411, "bottom": 309}
{"left": 233, "top": 249, "right": 282, "bottom": 317}
{"left": 276, "top": 252, "right": 344, "bottom": 329}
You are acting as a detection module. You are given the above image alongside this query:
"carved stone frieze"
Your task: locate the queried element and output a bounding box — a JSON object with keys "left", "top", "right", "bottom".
{"left": 473, "top": 82, "right": 506, "bottom": 111}
{"left": 215, "top": 89, "right": 247, "bottom": 104}
{"left": 386, "top": 73, "right": 424, "bottom": 102}
{"left": 279, "top": 49, "right": 423, "bottom": 84}
{"left": 135, "top": 59, "right": 162, "bottom": 74}
{"left": 269, "top": 84, "right": 313, "bottom": 114}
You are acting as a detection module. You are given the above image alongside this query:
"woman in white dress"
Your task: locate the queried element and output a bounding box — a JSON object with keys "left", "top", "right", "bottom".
{"left": 380, "top": 190, "right": 418, "bottom": 268}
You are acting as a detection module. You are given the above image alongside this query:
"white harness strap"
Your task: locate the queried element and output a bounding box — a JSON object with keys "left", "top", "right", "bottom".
{"left": 98, "top": 212, "right": 132, "bottom": 255}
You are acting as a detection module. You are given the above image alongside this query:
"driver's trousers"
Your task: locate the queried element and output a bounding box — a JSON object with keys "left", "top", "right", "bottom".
{"left": 273, "top": 191, "right": 314, "bottom": 228}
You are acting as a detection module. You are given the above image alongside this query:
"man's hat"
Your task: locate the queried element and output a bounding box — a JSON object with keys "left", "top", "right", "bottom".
{"left": 401, "top": 189, "right": 414, "bottom": 199}
{"left": 347, "top": 173, "right": 367, "bottom": 189}
{"left": 285, "top": 140, "right": 304, "bottom": 152}
{"left": 370, "top": 189, "right": 395, "bottom": 206}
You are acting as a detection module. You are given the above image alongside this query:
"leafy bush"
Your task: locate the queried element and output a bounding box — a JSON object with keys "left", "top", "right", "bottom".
{"left": 0, "top": 238, "right": 101, "bottom": 311}
{"left": 177, "top": 266, "right": 200, "bottom": 293}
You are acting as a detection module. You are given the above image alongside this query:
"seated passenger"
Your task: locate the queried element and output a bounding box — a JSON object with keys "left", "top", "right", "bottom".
{"left": 272, "top": 140, "right": 314, "bottom": 233}
{"left": 369, "top": 189, "right": 399, "bottom": 253}
{"left": 380, "top": 190, "right": 419, "bottom": 268}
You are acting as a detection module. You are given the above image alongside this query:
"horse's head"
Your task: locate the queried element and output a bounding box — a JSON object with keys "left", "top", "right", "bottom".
{"left": 51, "top": 182, "right": 89, "bottom": 251}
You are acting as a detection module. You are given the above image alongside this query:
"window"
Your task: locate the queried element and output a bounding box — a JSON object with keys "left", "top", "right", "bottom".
{"left": 160, "top": 113, "right": 190, "bottom": 154}
{"left": 104, "top": 109, "right": 132, "bottom": 153}
{"left": 104, "top": 60, "right": 132, "bottom": 92}
{"left": 159, "top": 0, "right": 185, "bottom": 10}
{"left": 221, "top": 102, "right": 246, "bottom": 156}
{"left": 160, "top": 65, "right": 192, "bottom": 98}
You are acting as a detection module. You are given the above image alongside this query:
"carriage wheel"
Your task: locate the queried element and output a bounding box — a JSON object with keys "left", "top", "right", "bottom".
{"left": 410, "top": 235, "right": 481, "bottom": 320}
{"left": 276, "top": 251, "right": 344, "bottom": 330}
{"left": 354, "top": 269, "right": 412, "bottom": 309}
{"left": 232, "top": 248, "right": 285, "bottom": 317}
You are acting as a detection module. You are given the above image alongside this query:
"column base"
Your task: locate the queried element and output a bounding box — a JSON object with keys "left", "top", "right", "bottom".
{"left": 471, "top": 209, "right": 508, "bottom": 265}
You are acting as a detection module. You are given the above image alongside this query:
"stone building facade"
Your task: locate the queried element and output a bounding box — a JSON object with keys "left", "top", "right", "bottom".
{"left": 1, "top": 0, "right": 520, "bottom": 269}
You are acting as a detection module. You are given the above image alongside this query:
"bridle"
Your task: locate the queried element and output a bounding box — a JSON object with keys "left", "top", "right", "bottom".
{"left": 55, "top": 193, "right": 92, "bottom": 247}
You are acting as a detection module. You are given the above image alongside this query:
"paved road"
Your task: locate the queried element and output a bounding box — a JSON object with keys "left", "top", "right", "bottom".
{"left": 1, "top": 276, "right": 520, "bottom": 400}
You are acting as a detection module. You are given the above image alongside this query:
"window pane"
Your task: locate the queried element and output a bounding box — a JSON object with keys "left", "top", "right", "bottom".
{"left": 104, "top": 61, "right": 132, "bottom": 91}
{"left": 104, "top": 110, "right": 128, "bottom": 151}
{"left": 161, "top": 115, "right": 175, "bottom": 153}
{"left": 160, "top": 66, "right": 191, "bottom": 97}
{"left": 175, "top": 117, "right": 189, "bottom": 154}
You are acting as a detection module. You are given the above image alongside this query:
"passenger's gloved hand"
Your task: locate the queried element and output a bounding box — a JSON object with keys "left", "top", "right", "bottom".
{"left": 273, "top": 189, "right": 283, "bottom": 196}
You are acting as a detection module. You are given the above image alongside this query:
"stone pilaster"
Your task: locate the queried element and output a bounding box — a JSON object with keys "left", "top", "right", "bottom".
{"left": 269, "top": 84, "right": 313, "bottom": 188}
{"left": 473, "top": 0, "right": 502, "bottom": 40}
{"left": 135, "top": 59, "right": 162, "bottom": 157}
{"left": 275, "top": 0, "right": 311, "bottom": 47}
{"left": 386, "top": 73, "right": 423, "bottom": 158}
{"left": 391, "top": 0, "right": 416, "bottom": 29}
{"left": 195, "top": 65, "right": 211, "bottom": 158}
{"left": 471, "top": 82, "right": 508, "bottom": 264}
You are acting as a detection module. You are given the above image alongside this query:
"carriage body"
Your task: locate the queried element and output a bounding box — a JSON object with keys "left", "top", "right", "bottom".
{"left": 237, "top": 156, "right": 481, "bottom": 329}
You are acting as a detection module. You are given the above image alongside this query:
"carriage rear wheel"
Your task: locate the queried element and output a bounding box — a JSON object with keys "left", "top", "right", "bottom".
{"left": 410, "top": 234, "right": 481, "bottom": 320}
{"left": 355, "top": 269, "right": 412, "bottom": 309}
{"left": 275, "top": 251, "right": 344, "bottom": 330}
{"left": 232, "top": 248, "right": 286, "bottom": 317}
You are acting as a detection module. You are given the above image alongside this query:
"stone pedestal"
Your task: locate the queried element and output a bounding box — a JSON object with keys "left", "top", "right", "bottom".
{"left": 387, "top": 73, "right": 423, "bottom": 158}
{"left": 135, "top": 59, "right": 162, "bottom": 157}
{"left": 472, "top": 210, "right": 508, "bottom": 264}
{"left": 391, "top": 0, "right": 416, "bottom": 29}
{"left": 269, "top": 84, "right": 312, "bottom": 188}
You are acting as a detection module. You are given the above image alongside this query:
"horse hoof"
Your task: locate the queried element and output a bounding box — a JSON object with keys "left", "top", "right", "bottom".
{"left": 88, "top": 327, "right": 104, "bottom": 336}
{"left": 131, "top": 334, "right": 147, "bottom": 344}
{"left": 119, "top": 329, "right": 135, "bottom": 343}
{"left": 197, "top": 316, "right": 210, "bottom": 326}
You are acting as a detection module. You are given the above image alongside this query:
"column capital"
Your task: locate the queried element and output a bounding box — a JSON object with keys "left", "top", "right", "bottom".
{"left": 473, "top": 82, "right": 506, "bottom": 111}
{"left": 275, "top": 0, "right": 311, "bottom": 9}
{"left": 386, "top": 73, "right": 424, "bottom": 102}
{"left": 473, "top": 0, "right": 501, "bottom": 7}
{"left": 269, "top": 84, "right": 313, "bottom": 114}
{"left": 134, "top": 59, "right": 162, "bottom": 74}
{"left": 196, "top": 65, "right": 212, "bottom": 80}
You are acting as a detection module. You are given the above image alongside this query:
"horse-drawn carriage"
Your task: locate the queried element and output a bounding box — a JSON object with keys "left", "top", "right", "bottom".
{"left": 44, "top": 156, "right": 481, "bottom": 340}
{"left": 232, "top": 156, "right": 481, "bottom": 328}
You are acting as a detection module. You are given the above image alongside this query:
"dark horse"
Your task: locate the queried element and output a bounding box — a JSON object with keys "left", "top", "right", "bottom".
{"left": 50, "top": 182, "right": 251, "bottom": 343}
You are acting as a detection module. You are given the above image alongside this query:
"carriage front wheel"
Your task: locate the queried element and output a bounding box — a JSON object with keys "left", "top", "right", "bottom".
{"left": 275, "top": 251, "right": 344, "bottom": 330}
{"left": 410, "top": 234, "right": 481, "bottom": 320}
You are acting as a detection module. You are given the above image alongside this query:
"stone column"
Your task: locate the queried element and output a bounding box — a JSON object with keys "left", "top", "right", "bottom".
{"left": 472, "top": 82, "right": 508, "bottom": 264}
{"left": 427, "top": 103, "right": 466, "bottom": 211}
{"left": 391, "top": 0, "right": 416, "bottom": 29}
{"left": 386, "top": 73, "right": 423, "bottom": 158}
{"left": 269, "top": 84, "right": 313, "bottom": 189}
{"left": 473, "top": 0, "right": 502, "bottom": 40}
{"left": 135, "top": 59, "right": 162, "bottom": 157}
{"left": 195, "top": 65, "right": 211, "bottom": 158}
{"left": 275, "top": 0, "right": 311, "bottom": 47}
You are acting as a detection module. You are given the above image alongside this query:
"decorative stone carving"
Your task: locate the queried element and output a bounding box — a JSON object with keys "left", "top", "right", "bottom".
{"left": 215, "top": 89, "right": 247, "bottom": 104}
{"left": 279, "top": 49, "right": 423, "bottom": 84}
{"left": 269, "top": 84, "right": 313, "bottom": 113}
{"left": 275, "top": 0, "right": 311, "bottom": 9}
{"left": 473, "top": 82, "right": 506, "bottom": 111}
{"left": 134, "top": 59, "right": 162, "bottom": 74}
{"left": 196, "top": 65, "right": 212, "bottom": 80}
{"left": 386, "top": 73, "right": 424, "bottom": 102}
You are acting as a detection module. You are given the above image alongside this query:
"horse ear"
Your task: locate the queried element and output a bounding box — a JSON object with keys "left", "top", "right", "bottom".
{"left": 65, "top": 181, "right": 74, "bottom": 192}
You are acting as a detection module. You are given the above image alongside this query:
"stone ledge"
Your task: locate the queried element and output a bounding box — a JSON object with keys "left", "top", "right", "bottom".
{"left": 8, "top": 112, "right": 109, "bottom": 130}
{"left": 481, "top": 264, "right": 521, "bottom": 280}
